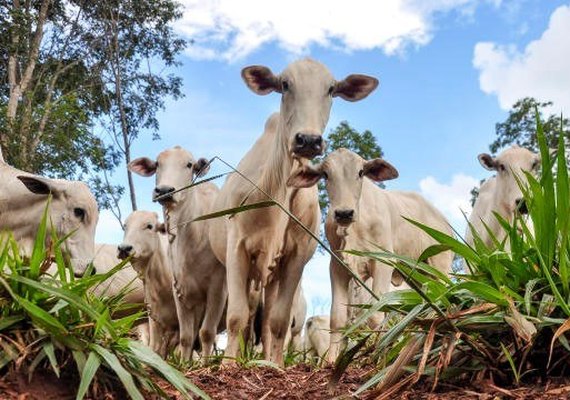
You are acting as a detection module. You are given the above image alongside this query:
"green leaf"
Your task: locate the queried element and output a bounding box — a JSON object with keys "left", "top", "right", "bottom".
{"left": 190, "top": 200, "right": 277, "bottom": 222}
{"left": 0, "top": 315, "right": 24, "bottom": 331}
{"left": 43, "top": 341, "right": 60, "bottom": 378}
{"left": 92, "top": 344, "right": 144, "bottom": 400}
{"left": 452, "top": 282, "right": 509, "bottom": 306}
{"left": 127, "top": 340, "right": 209, "bottom": 400}
{"left": 76, "top": 352, "right": 101, "bottom": 400}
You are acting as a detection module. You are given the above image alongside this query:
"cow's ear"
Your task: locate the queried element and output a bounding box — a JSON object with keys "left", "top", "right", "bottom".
{"left": 193, "top": 157, "right": 210, "bottom": 177}
{"left": 287, "top": 165, "right": 322, "bottom": 188}
{"left": 242, "top": 65, "right": 281, "bottom": 95}
{"left": 333, "top": 74, "right": 379, "bottom": 102}
{"left": 128, "top": 157, "right": 157, "bottom": 177}
{"left": 155, "top": 222, "right": 166, "bottom": 234}
{"left": 363, "top": 159, "right": 399, "bottom": 182}
{"left": 18, "top": 175, "right": 59, "bottom": 196}
{"left": 478, "top": 153, "right": 496, "bottom": 171}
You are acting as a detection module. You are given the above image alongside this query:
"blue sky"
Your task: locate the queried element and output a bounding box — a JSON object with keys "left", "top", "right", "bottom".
{"left": 96, "top": 0, "right": 570, "bottom": 316}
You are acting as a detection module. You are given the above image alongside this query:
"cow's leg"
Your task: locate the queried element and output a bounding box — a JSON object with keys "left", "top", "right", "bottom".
{"left": 200, "top": 266, "right": 227, "bottom": 361}
{"left": 261, "top": 278, "right": 278, "bottom": 359}
{"left": 370, "top": 259, "right": 393, "bottom": 328}
{"left": 224, "top": 238, "right": 250, "bottom": 364}
{"left": 267, "top": 253, "right": 305, "bottom": 367}
{"left": 149, "top": 318, "right": 163, "bottom": 356}
{"left": 328, "top": 258, "right": 351, "bottom": 364}
{"left": 174, "top": 295, "right": 198, "bottom": 361}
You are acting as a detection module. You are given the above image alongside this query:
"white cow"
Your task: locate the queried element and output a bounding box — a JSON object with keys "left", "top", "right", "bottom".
{"left": 0, "top": 162, "right": 98, "bottom": 276}
{"left": 209, "top": 59, "right": 378, "bottom": 366}
{"left": 304, "top": 315, "right": 330, "bottom": 359}
{"left": 128, "top": 147, "right": 226, "bottom": 361}
{"left": 288, "top": 148, "right": 454, "bottom": 362}
{"left": 466, "top": 145, "right": 540, "bottom": 248}
{"left": 118, "top": 211, "right": 179, "bottom": 358}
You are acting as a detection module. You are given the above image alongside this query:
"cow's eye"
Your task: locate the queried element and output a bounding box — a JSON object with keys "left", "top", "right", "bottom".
{"left": 323, "top": 171, "right": 328, "bottom": 180}
{"left": 146, "top": 224, "right": 153, "bottom": 230}
{"left": 187, "top": 162, "right": 193, "bottom": 169}
{"left": 74, "top": 207, "right": 86, "bottom": 221}
{"left": 358, "top": 169, "right": 364, "bottom": 178}
{"left": 282, "top": 80, "right": 289, "bottom": 92}
{"left": 498, "top": 164, "right": 506, "bottom": 172}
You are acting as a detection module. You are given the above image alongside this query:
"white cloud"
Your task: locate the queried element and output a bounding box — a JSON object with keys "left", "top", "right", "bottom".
{"left": 419, "top": 173, "right": 479, "bottom": 233}
{"left": 473, "top": 4, "right": 570, "bottom": 113}
{"left": 176, "top": 0, "right": 498, "bottom": 61}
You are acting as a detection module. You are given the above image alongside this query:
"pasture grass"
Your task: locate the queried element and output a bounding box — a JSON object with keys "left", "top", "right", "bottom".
{"left": 337, "top": 114, "right": 570, "bottom": 397}
{"left": 0, "top": 207, "right": 208, "bottom": 400}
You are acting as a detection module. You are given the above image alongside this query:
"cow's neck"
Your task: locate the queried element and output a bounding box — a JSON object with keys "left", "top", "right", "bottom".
{"left": 146, "top": 249, "right": 170, "bottom": 292}
{"left": 256, "top": 117, "right": 295, "bottom": 202}
{"left": 163, "top": 190, "right": 201, "bottom": 241}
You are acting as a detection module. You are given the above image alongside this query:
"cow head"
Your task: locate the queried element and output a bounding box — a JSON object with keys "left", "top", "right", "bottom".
{"left": 241, "top": 59, "right": 378, "bottom": 160}
{"left": 128, "top": 146, "right": 210, "bottom": 206}
{"left": 287, "top": 148, "right": 398, "bottom": 226}
{"left": 118, "top": 211, "right": 165, "bottom": 271}
{"left": 478, "top": 145, "right": 541, "bottom": 216}
{"left": 17, "top": 176, "right": 99, "bottom": 277}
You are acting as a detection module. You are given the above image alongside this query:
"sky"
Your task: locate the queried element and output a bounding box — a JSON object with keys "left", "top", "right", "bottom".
{"left": 96, "top": 0, "right": 570, "bottom": 317}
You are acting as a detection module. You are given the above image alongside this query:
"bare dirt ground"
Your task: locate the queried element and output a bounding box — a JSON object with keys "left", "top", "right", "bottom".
{"left": 3, "top": 365, "right": 570, "bottom": 399}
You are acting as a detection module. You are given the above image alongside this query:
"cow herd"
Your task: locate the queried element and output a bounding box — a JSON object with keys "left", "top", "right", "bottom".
{"left": 0, "top": 58, "right": 541, "bottom": 367}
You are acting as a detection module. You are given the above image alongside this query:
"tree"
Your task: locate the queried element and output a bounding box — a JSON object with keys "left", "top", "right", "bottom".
{"left": 490, "top": 97, "right": 569, "bottom": 154}
{"left": 319, "top": 121, "right": 385, "bottom": 217}
{"left": 0, "top": 0, "right": 122, "bottom": 205}
{"left": 0, "top": 0, "right": 186, "bottom": 224}
{"left": 80, "top": 0, "right": 185, "bottom": 212}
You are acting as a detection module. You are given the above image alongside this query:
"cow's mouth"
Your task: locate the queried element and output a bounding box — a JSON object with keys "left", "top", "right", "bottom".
{"left": 117, "top": 249, "right": 132, "bottom": 260}
{"left": 292, "top": 133, "right": 325, "bottom": 159}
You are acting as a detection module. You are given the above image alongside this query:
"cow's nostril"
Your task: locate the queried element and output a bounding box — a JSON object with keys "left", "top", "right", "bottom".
{"left": 334, "top": 209, "right": 355, "bottom": 222}
{"left": 314, "top": 136, "right": 323, "bottom": 146}
{"left": 295, "top": 133, "right": 305, "bottom": 146}
{"left": 117, "top": 244, "right": 133, "bottom": 258}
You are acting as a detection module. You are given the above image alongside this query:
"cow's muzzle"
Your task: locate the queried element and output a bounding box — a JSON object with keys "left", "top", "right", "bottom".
{"left": 117, "top": 244, "right": 133, "bottom": 260}
{"left": 334, "top": 209, "right": 355, "bottom": 225}
{"left": 292, "top": 133, "right": 325, "bottom": 159}
{"left": 153, "top": 186, "right": 175, "bottom": 204}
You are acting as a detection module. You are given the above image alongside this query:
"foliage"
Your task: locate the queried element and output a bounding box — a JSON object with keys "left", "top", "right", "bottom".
{"left": 490, "top": 97, "right": 570, "bottom": 154}
{"left": 0, "top": 207, "right": 207, "bottom": 399}
{"left": 340, "top": 114, "right": 570, "bottom": 397}
{"left": 0, "top": 0, "right": 185, "bottom": 220}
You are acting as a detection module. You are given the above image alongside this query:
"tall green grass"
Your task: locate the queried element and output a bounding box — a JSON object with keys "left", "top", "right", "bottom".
{"left": 339, "top": 115, "right": 570, "bottom": 397}
{"left": 0, "top": 205, "right": 208, "bottom": 400}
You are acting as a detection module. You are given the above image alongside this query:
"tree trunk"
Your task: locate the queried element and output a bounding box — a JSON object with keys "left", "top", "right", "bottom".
{"left": 6, "top": 0, "right": 51, "bottom": 123}
{"left": 110, "top": 16, "right": 137, "bottom": 211}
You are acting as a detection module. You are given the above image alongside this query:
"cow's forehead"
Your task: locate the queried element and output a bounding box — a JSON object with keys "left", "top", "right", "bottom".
{"left": 157, "top": 146, "right": 194, "bottom": 164}
{"left": 324, "top": 148, "right": 363, "bottom": 170}
{"left": 282, "top": 58, "right": 333, "bottom": 82}
{"left": 498, "top": 146, "right": 537, "bottom": 165}
{"left": 68, "top": 181, "right": 97, "bottom": 208}
{"left": 127, "top": 210, "right": 157, "bottom": 225}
